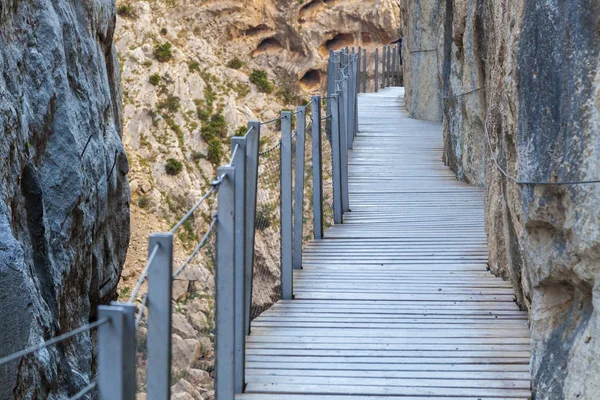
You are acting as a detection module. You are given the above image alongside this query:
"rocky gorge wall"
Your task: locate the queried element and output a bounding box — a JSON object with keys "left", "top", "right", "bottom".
{"left": 401, "top": 0, "right": 600, "bottom": 398}
{"left": 0, "top": 1, "right": 129, "bottom": 398}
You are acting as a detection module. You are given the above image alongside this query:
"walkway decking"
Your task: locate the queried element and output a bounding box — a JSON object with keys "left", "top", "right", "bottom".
{"left": 237, "top": 87, "right": 531, "bottom": 399}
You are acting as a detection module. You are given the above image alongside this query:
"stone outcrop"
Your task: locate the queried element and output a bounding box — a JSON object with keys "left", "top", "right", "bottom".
{"left": 401, "top": 0, "right": 600, "bottom": 398}
{"left": 0, "top": 1, "right": 129, "bottom": 398}
{"left": 399, "top": 0, "right": 442, "bottom": 121}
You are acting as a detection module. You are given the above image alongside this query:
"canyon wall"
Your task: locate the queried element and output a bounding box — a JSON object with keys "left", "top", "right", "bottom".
{"left": 0, "top": 1, "right": 129, "bottom": 398}
{"left": 401, "top": 0, "right": 600, "bottom": 398}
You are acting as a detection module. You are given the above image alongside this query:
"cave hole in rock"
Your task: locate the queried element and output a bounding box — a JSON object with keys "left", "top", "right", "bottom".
{"left": 319, "top": 33, "right": 354, "bottom": 56}
{"left": 298, "top": 0, "right": 325, "bottom": 24}
{"left": 243, "top": 24, "right": 273, "bottom": 37}
{"left": 299, "top": 69, "right": 322, "bottom": 90}
{"left": 361, "top": 32, "right": 373, "bottom": 44}
{"left": 253, "top": 37, "right": 284, "bottom": 56}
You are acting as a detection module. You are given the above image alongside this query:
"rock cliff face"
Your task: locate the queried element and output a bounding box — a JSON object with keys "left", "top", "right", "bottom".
{"left": 0, "top": 1, "right": 129, "bottom": 398}
{"left": 401, "top": 0, "right": 600, "bottom": 398}
{"left": 115, "top": 1, "right": 400, "bottom": 398}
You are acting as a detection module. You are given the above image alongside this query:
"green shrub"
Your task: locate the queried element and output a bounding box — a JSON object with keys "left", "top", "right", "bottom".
{"left": 137, "top": 195, "right": 149, "bottom": 208}
{"left": 249, "top": 69, "right": 274, "bottom": 94}
{"left": 154, "top": 42, "right": 173, "bottom": 62}
{"left": 207, "top": 139, "right": 223, "bottom": 165}
{"left": 226, "top": 57, "right": 244, "bottom": 69}
{"left": 165, "top": 158, "right": 183, "bottom": 175}
{"left": 158, "top": 95, "right": 180, "bottom": 113}
{"left": 210, "top": 114, "right": 227, "bottom": 137}
{"left": 204, "top": 84, "right": 217, "bottom": 107}
{"left": 188, "top": 62, "right": 200, "bottom": 72}
{"left": 233, "top": 82, "right": 250, "bottom": 99}
{"left": 149, "top": 73, "right": 161, "bottom": 86}
{"left": 117, "top": 5, "right": 136, "bottom": 18}
{"left": 234, "top": 126, "right": 247, "bottom": 136}
{"left": 142, "top": 60, "right": 153, "bottom": 67}
{"left": 160, "top": 27, "right": 168, "bottom": 35}
{"left": 197, "top": 108, "right": 210, "bottom": 122}
{"left": 201, "top": 113, "right": 227, "bottom": 142}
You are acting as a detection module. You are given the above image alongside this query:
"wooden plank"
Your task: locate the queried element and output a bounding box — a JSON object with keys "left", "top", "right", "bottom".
{"left": 245, "top": 375, "right": 531, "bottom": 389}
{"left": 244, "top": 383, "right": 531, "bottom": 398}
{"left": 237, "top": 395, "right": 529, "bottom": 400}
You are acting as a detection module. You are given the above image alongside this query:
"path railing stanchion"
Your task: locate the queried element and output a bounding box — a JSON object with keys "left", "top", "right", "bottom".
{"left": 280, "top": 111, "right": 294, "bottom": 299}
{"left": 230, "top": 137, "right": 247, "bottom": 393}
{"left": 243, "top": 121, "right": 260, "bottom": 335}
{"left": 339, "top": 82, "right": 350, "bottom": 213}
{"left": 382, "top": 46, "right": 387, "bottom": 88}
{"left": 330, "top": 94, "right": 343, "bottom": 225}
{"left": 293, "top": 106, "right": 307, "bottom": 270}
{"left": 387, "top": 45, "right": 392, "bottom": 86}
{"left": 352, "top": 56, "right": 359, "bottom": 143}
{"left": 97, "top": 303, "right": 135, "bottom": 400}
{"left": 363, "top": 48, "right": 367, "bottom": 93}
{"left": 146, "top": 233, "right": 173, "bottom": 400}
{"left": 311, "top": 96, "right": 324, "bottom": 239}
{"left": 215, "top": 166, "right": 236, "bottom": 400}
{"left": 374, "top": 48, "right": 379, "bottom": 92}
{"left": 357, "top": 46, "right": 362, "bottom": 93}
{"left": 392, "top": 46, "right": 397, "bottom": 87}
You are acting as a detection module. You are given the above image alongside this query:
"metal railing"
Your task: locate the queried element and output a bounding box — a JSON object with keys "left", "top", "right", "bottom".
{"left": 0, "top": 45, "right": 393, "bottom": 400}
{"left": 214, "top": 47, "right": 362, "bottom": 400}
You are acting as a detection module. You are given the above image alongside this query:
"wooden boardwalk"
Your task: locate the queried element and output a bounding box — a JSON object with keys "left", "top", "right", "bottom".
{"left": 237, "top": 87, "right": 531, "bottom": 399}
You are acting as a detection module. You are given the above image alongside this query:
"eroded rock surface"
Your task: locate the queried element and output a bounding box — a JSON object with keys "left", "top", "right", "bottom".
{"left": 401, "top": 0, "right": 600, "bottom": 398}
{"left": 0, "top": 1, "right": 129, "bottom": 398}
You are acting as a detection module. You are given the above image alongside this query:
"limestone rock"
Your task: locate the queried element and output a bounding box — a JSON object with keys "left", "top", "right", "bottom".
{"left": 189, "top": 312, "right": 210, "bottom": 333}
{"left": 402, "top": 0, "right": 600, "bottom": 397}
{"left": 172, "top": 313, "right": 198, "bottom": 339}
{"left": 187, "top": 298, "right": 211, "bottom": 316}
{"left": 172, "top": 378, "right": 204, "bottom": 400}
{"left": 400, "top": 0, "right": 443, "bottom": 121}
{"left": 0, "top": 1, "right": 129, "bottom": 398}
{"left": 172, "top": 334, "right": 201, "bottom": 370}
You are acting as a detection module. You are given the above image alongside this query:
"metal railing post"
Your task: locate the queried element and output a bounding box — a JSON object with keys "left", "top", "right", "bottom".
{"left": 348, "top": 58, "right": 356, "bottom": 148}
{"left": 97, "top": 303, "right": 135, "bottom": 400}
{"left": 243, "top": 121, "right": 260, "bottom": 335}
{"left": 392, "top": 46, "right": 397, "bottom": 87}
{"left": 230, "top": 137, "right": 246, "bottom": 393}
{"left": 382, "top": 46, "right": 386, "bottom": 88}
{"left": 311, "top": 96, "right": 324, "bottom": 239}
{"left": 387, "top": 45, "right": 392, "bottom": 87}
{"left": 280, "top": 111, "right": 293, "bottom": 300}
{"left": 339, "top": 82, "right": 350, "bottom": 213}
{"left": 215, "top": 165, "right": 236, "bottom": 400}
{"left": 293, "top": 106, "right": 307, "bottom": 270}
{"left": 374, "top": 48, "right": 379, "bottom": 93}
{"left": 363, "top": 48, "right": 367, "bottom": 93}
{"left": 357, "top": 47, "right": 362, "bottom": 94}
{"left": 330, "top": 94, "right": 343, "bottom": 224}
{"left": 354, "top": 56, "right": 359, "bottom": 139}
{"left": 146, "top": 233, "right": 173, "bottom": 400}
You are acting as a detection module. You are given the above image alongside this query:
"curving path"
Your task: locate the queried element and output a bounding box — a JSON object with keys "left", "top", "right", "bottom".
{"left": 237, "top": 87, "right": 532, "bottom": 399}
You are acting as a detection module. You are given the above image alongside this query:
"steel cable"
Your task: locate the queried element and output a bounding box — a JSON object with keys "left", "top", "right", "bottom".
{"left": 0, "top": 318, "right": 109, "bottom": 367}
{"left": 172, "top": 215, "right": 218, "bottom": 279}
{"left": 69, "top": 380, "right": 97, "bottom": 400}
{"left": 128, "top": 244, "right": 160, "bottom": 303}
{"left": 483, "top": 118, "right": 600, "bottom": 185}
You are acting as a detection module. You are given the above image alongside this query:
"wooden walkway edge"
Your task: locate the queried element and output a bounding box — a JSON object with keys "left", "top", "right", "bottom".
{"left": 237, "top": 87, "right": 532, "bottom": 399}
